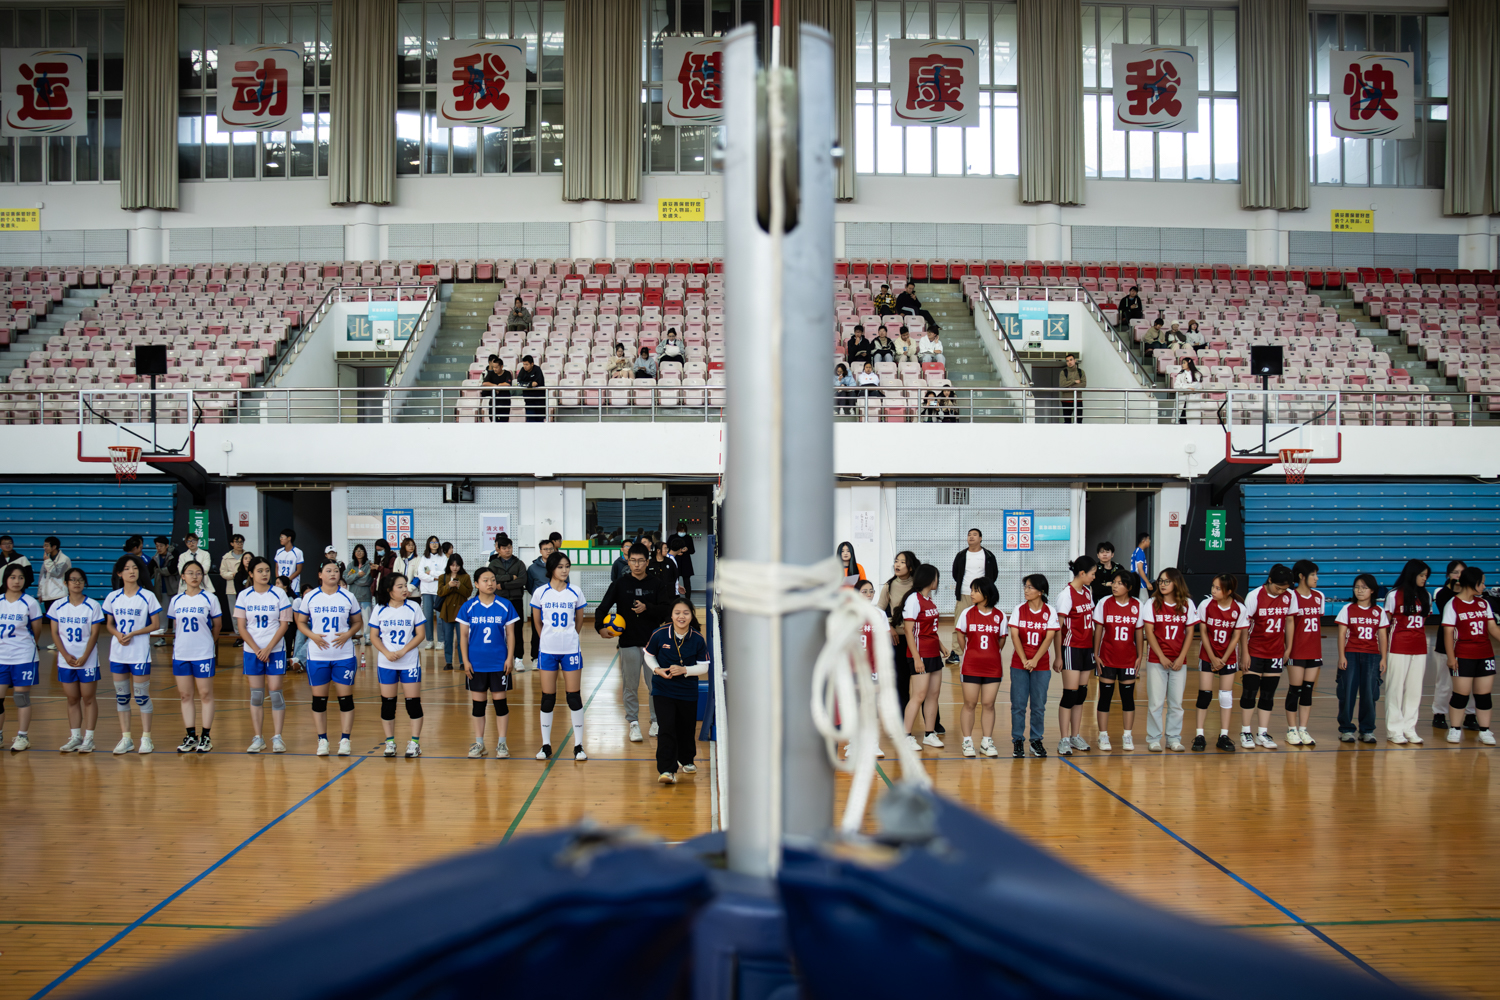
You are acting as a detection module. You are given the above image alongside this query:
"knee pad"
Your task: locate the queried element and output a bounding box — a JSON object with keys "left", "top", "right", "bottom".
{"left": 250, "top": 688, "right": 266, "bottom": 708}
{"left": 1219, "top": 689, "right": 1234, "bottom": 711}
{"left": 1097, "top": 682, "right": 1115, "bottom": 713}
{"left": 493, "top": 698, "right": 509, "bottom": 717}
{"left": 12, "top": 689, "right": 29, "bottom": 709}
{"left": 472, "top": 700, "right": 488, "bottom": 718}
{"left": 540, "top": 692, "right": 557, "bottom": 713}
{"left": 1475, "top": 692, "right": 1494, "bottom": 712}
{"left": 338, "top": 695, "right": 354, "bottom": 713}
{"left": 1059, "top": 687, "right": 1078, "bottom": 709}
{"left": 115, "top": 679, "right": 131, "bottom": 707}
{"left": 380, "top": 696, "right": 398, "bottom": 721}
{"left": 1196, "top": 688, "right": 1212, "bottom": 710}
{"left": 310, "top": 695, "right": 329, "bottom": 713}
{"left": 405, "top": 697, "right": 423, "bottom": 719}
{"left": 1119, "top": 684, "right": 1136, "bottom": 713}
{"left": 566, "top": 690, "right": 583, "bottom": 712}
{"left": 133, "top": 680, "right": 153, "bottom": 714}
{"left": 1299, "top": 680, "right": 1315, "bottom": 707}
{"left": 1256, "top": 676, "right": 1280, "bottom": 712}
{"left": 1450, "top": 692, "right": 1470, "bottom": 711}
{"left": 1240, "top": 674, "right": 1262, "bottom": 710}
{"left": 269, "top": 690, "right": 285, "bottom": 712}
{"left": 1284, "top": 683, "right": 1302, "bottom": 713}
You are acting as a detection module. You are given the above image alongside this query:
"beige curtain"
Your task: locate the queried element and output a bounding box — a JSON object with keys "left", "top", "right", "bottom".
{"left": 1239, "top": 0, "right": 1309, "bottom": 211}
{"left": 564, "top": 0, "right": 642, "bottom": 201}
{"left": 1443, "top": 0, "right": 1500, "bottom": 216}
{"left": 120, "top": 0, "right": 178, "bottom": 210}
{"left": 781, "top": 0, "right": 856, "bottom": 200}
{"left": 329, "top": 0, "right": 396, "bottom": 205}
{"left": 1017, "top": 0, "right": 1084, "bottom": 205}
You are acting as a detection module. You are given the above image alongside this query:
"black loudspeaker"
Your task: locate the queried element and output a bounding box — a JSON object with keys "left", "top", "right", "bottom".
{"left": 1249, "top": 344, "right": 1284, "bottom": 377}
{"left": 134, "top": 344, "right": 169, "bottom": 376}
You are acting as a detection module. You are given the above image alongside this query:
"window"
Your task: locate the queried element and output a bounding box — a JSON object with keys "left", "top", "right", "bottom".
{"left": 853, "top": 0, "right": 1017, "bottom": 176}
{"left": 397, "top": 0, "right": 563, "bottom": 177}
{"left": 1082, "top": 5, "right": 1238, "bottom": 183}
{"left": 1308, "top": 11, "right": 1447, "bottom": 188}
{"left": 178, "top": 4, "right": 334, "bottom": 181}
{"left": 0, "top": 6, "right": 125, "bottom": 184}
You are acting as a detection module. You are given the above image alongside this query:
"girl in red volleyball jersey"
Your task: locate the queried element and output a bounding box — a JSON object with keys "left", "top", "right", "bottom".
{"left": 1383, "top": 560, "right": 1432, "bottom": 744}
{"left": 1140, "top": 567, "right": 1197, "bottom": 753}
{"left": 1440, "top": 566, "right": 1499, "bottom": 745}
{"left": 1335, "top": 574, "right": 1390, "bottom": 744}
{"left": 1239, "top": 564, "right": 1297, "bottom": 749}
{"left": 1091, "top": 568, "right": 1143, "bottom": 751}
{"left": 1008, "top": 574, "right": 1059, "bottom": 759}
{"left": 1193, "top": 574, "right": 1248, "bottom": 753}
{"left": 955, "top": 578, "right": 1007, "bottom": 758}
{"left": 1284, "top": 559, "right": 1325, "bottom": 747}
{"left": 901, "top": 564, "right": 949, "bottom": 752}
{"left": 842, "top": 579, "right": 886, "bottom": 760}
{"left": 1053, "top": 555, "right": 1098, "bottom": 755}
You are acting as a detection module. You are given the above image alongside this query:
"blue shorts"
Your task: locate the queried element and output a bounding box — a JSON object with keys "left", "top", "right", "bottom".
{"left": 59, "top": 664, "right": 101, "bottom": 684}
{"left": 537, "top": 651, "right": 583, "bottom": 672}
{"left": 243, "top": 650, "right": 288, "bottom": 676}
{"left": 308, "top": 658, "right": 358, "bottom": 688}
{"left": 109, "top": 660, "right": 151, "bottom": 677}
{"left": 0, "top": 661, "right": 40, "bottom": 687}
{"left": 377, "top": 664, "right": 421, "bottom": 685}
{"left": 172, "top": 658, "right": 217, "bottom": 678}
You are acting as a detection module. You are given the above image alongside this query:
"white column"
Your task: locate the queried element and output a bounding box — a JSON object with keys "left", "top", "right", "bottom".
{"left": 330, "top": 487, "right": 349, "bottom": 564}
{"left": 571, "top": 201, "right": 607, "bottom": 259}
{"left": 1458, "top": 215, "right": 1495, "bottom": 271}
{"left": 1155, "top": 485, "right": 1190, "bottom": 571}
{"left": 129, "top": 209, "right": 165, "bottom": 265}
{"left": 345, "top": 203, "right": 380, "bottom": 262}
{"left": 1033, "top": 203, "right": 1063, "bottom": 260}
{"left": 1248, "top": 209, "right": 1281, "bottom": 266}
{"left": 1069, "top": 483, "right": 1087, "bottom": 561}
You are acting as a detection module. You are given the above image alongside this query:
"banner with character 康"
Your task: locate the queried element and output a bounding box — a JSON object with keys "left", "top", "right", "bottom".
{"left": 889, "top": 39, "right": 979, "bottom": 128}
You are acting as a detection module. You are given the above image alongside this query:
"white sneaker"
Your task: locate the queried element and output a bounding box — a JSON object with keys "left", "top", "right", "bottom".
{"left": 271, "top": 735, "right": 287, "bottom": 754}
{"left": 59, "top": 734, "right": 82, "bottom": 753}
{"left": 1481, "top": 729, "right": 1497, "bottom": 746}
{"left": 1057, "top": 738, "right": 1073, "bottom": 756}
{"left": 1256, "top": 732, "right": 1278, "bottom": 749}
{"left": 246, "top": 735, "right": 266, "bottom": 753}
{"left": 978, "top": 737, "right": 998, "bottom": 757}
{"left": 1071, "top": 735, "right": 1091, "bottom": 751}
{"left": 338, "top": 737, "right": 351, "bottom": 756}
{"left": 1240, "top": 731, "right": 1255, "bottom": 749}
{"left": 1097, "top": 732, "right": 1112, "bottom": 751}
{"left": 468, "top": 741, "right": 485, "bottom": 758}
{"left": 682, "top": 763, "right": 697, "bottom": 773}
{"left": 922, "top": 732, "right": 944, "bottom": 748}
{"left": 905, "top": 734, "right": 922, "bottom": 752}
{"left": 113, "top": 734, "right": 134, "bottom": 755}
{"left": 649, "top": 721, "right": 659, "bottom": 737}
{"left": 1447, "top": 727, "right": 1462, "bottom": 743}
{"left": 1406, "top": 731, "right": 1423, "bottom": 744}
{"left": 316, "top": 737, "right": 330, "bottom": 756}
{"left": 1121, "top": 732, "right": 1134, "bottom": 751}
{"left": 1388, "top": 732, "right": 1408, "bottom": 744}
{"left": 495, "top": 739, "right": 509, "bottom": 758}
{"left": 1147, "top": 740, "right": 1162, "bottom": 752}
{"left": 10, "top": 734, "right": 30, "bottom": 752}
{"left": 629, "top": 721, "right": 642, "bottom": 743}
{"left": 1286, "top": 727, "right": 1303, "bottom": 745}
{"left": 425, "top": 640, "right": 435, "bottom": 650}
{"left": 138, "top": 734, "right": 154, "bottom": 754}
{"left": 79, "top": 736, "right": 95, "bottom": 753}
{"left": 1299, "top": 727, "right": 1315, "bottom": 746}
{"left": 1167, "top": 739, "right": 1186, "bottom": 752}
{"left": 961, "top": 736, "right": 976, "bottom": 758}
{"left": 875, "top": 745, "right": 885, "bottom": 758}
{"left": 405, "top": 739, "right": 421, "bottom": 757}
{"left": 658, "top": 771, "right": 676, "bottom": 784}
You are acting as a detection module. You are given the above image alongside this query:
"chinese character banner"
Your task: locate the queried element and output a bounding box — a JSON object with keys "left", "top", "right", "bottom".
{"left": 1329, "top": 51, "right": 1413, "bottom": 140}
{"left": 1111, "top": 44, "right": 1198, "bottom": 132}
{"left": 663, "top": 37, "right": 724, "bottom": 126}
{"left": 435, "top": 39, "right": 525, "bottom": 128}
{"left": 1, "top": 48, "right": 88, "bottom": 136}
{"left": 216, "top": 44, "right": 304, "bottom": 132}
{"left": 889, "top": 40, "right": 978, "bottom": 127}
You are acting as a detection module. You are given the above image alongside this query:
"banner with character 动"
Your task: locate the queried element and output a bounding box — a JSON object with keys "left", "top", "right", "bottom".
{"left": 436, "top": 39, "right": 526, "bottom": 128}
{"left": 1, "top": 48, "right": 89, "bottom": 136}
{"left": 662, "top": 37, "right": 724, "bottom": 126}
{"left": 1328, "top": 51, "right": 1414, "bottom": 140}
{"left": 216, "top": 44, "right": 303, "bottom": 132}
{"left": 1111, "top": 43, "right": 1198, "bottom": 132}
{"left": 889, "top": 40, "right": 978, "bottom": 127}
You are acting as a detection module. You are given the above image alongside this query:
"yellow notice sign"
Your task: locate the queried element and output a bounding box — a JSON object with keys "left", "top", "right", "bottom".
{"left": 1331, "top": 210, "right": 1373, "bottom": 233}
{"left": 0, "top": 209, "right": 39, "bottom": 231}
{"left": 658, "top": 198, "right": 705, "bottom": 222}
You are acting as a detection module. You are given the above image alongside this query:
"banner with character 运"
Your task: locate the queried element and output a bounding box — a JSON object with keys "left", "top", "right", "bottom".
{"left": 1111, "top": 43, "right": 1198, "bottom": 132}
{"left": 436, "top": 39, "right": 526, "bottom": 128}
{"left": 662, "top": 37, "right": 724, "bottom": 126}
{"left": 889, "top": 40, "right": 978, "bottom": 127}
{"left": 1, "top": 48, "right": 89, "bottom": 136}
{"left": 1329, "top": 51, "right": 1414, "bottom": 140}
{"left": 216, "top": 44, "right": 304, "bottom": 132}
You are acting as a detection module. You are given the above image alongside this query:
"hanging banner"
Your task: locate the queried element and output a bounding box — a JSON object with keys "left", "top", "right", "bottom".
{"left": 216, "top": 44, "right": 303, "bottom": 132}
{"left": 1111, "top": 44, "right": 1198, "bottom": 132}
{"left": 1, "top": 48, "right": 89, "bottom": 136}
{"left": 1329, "top": 51, "right": 1414, "bottom": 140}
{"left": 889, "top": 40, "right": 979, "bottom": 127}
{"left": 663, "top": 36, "right": 724, "bottom": 126}
{"left": 435, "top": 38, "right": 526, "bottom": 128}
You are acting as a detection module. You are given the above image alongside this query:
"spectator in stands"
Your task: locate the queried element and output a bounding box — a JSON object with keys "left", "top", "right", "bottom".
{"left": 659, "top": 329, "right": 686, "bottom": 365}
{"left": 176, "top": 533, "right": 210, "bottom": 594}
{"left": 634, "top": 345, "right": 657, "bottom": 378}
{"left": 874, "top": 283, "right": 896, "bottom": 315}
{"left": 1184, "top": 319, "right": 1205, "bottom": 349}
{"left": 871, "top": 327, "right": 897, "bottom": 363}
{"left": 436, "top": 554, "right": 472, "bottom": 670}
{"left": 896, "top": 284, "right": 940, "bottom": 334}
{"left": 834, "top": 363, "right": 856, "bottom": 414}
{"left": 1059, "top": 353, "right": 1086, "bottom": 424}
{"left": 845, "top": 326, "right": 872, "bottom": 366}
{"left": 857, "top": 361, "right": 881, "bottom": 399}
{"left": 895, "top": 328, "right": 918, "bottom": 364}
{"left": 481, "top": 355, "right": 513, "bottom": 423}
{"left": 917, "top": 330, "right": 945, "bottom": 364}
{"left": 39, "top": 536, "right": 68, "bottom": 649}
{"left": 920, "top": 389, "right": 940, "bottom": 422}
{"left": 606, "top": 343, "right": 634, "bottom": 379}
{"left": 220, "top": 534, "right": 247, "bottom": 605}
{"left": 1117, "top": 286, "right": 1144, "bottom": 332}
{"left": 505, "top": 296, "right": 533, "bottom": 332}
{"left": 1173, "top": 357, "right": 1201, "bottom": 424}
{"left": 516, "top": 355, "right": 546, "bottom": 422}
{"left": 938, "top": 388, "right": 959, "bottom": 422}
{"left": 1142, "top": 317, "right": 1165, "bottom": 359}
{"left": 344, "top": 544, "right": 373, "bottom": 645}
{"left": 0, "top": 535, "right": 32, "bottom": 590}
{"left": 1165, "top": 321, "right": 1187, "bottom": 349}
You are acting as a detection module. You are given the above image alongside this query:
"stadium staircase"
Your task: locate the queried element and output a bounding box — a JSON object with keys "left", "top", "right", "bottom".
{"left": 1319, "top": 286, "right": 1467, "bottom": 410}
{"left": 0, "top": 288, "right": 104, "bottom": 383}
{"left": 400, "top": 282, "right": 503, "bottom": 421}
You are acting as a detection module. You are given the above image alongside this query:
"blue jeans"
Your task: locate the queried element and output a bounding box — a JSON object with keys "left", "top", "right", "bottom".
{"left": 438, "top": 618, "right": 457, "bottom": 666}
{"left": 422, "top": 593, "right": 438, "bottom": 643}
{"left": 360, "top": 602, "right": 373, "bottom": 642}
{"left": 1337, "top": 652, "right": 1383, "bottom": 735}
{"left": 1010, "top": 667, "right": 1052, "bottom": 741}
{"left": 294, "top": 628, "right": 308, "bottom": 664}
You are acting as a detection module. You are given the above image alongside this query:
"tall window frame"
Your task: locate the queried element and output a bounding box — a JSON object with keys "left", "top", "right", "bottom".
{"left": 853, "top": 0, "right": 1019, "bottom": 177}
{"left": 396, "top": 0, "right": 564, "bottom": 178}
{"left": 0, "top": 6, "right": 125, "bottom": 185}
{"left": 1308, "top": 10, "right": 1447, "bottom": 188}
{"left": 1082, "top": 4, "right": 1239, "bottom": 183}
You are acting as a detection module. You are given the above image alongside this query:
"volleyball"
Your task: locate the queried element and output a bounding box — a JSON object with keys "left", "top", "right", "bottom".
{"left": 598, "top": 612, "right": 626, "bottom": 638}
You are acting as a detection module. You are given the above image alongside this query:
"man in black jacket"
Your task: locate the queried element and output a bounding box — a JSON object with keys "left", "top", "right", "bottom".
{"left": 487, "top": 533, "right": 529, "bottom": 667}
{"left": 516, "top": 355, "right": 546, "bottom": 422}
{"left": 950, "top": 528, "right": 999, "bottom": 662}
{"left": 668, "top": 522, "right": 696, "bottom": 598}
{"left": 0, "top": 535, "right": 33, "bottom": 589}
{"left": 596, "top": 543, "right": 671, "bottom": 742}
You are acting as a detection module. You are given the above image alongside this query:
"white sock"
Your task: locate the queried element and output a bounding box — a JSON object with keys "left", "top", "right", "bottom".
{"left": 572, "top": 706, "right": 585, "bottom": 749}
{"left": 1241, "top": 726, "right": 1251, "bottom": 733}
{"left": 1195, "top": 728, "right": 1204, "bottom": 736}
{"left": 1219, "top": 729, "right": 1228, "bottom": 736}
{"left": 71, "top": 728, "right": 82, "bottom": 738}
{"left": 540, "top": 709, "right": 553, "bottom": 746}
{"left": 1258, "top": 727, "right": 1267, "bottom": 735}
{"left": 85, "top": 730, "right": 94, "bottom": 740}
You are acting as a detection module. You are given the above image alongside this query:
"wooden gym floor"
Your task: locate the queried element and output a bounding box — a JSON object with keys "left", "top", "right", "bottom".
{"left": 1, "top": 623, "right": 1495, "bottom": 999}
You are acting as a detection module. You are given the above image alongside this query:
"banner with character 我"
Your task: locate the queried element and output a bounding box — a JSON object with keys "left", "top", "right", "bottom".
{"left": 662, "top": 36, "right": 724, "bottom": 126}
{"left": 1111, "top": 43, "right": 1198, "bottom": 132}
{"left": 435, "top": 39, "right": 526, "bottom": 128}
{"left": 216, "top": 44, "right": 304, "bottom": 132}
{"left": 1329, "top": 51, "right": 1414, "bottom": 140}
{"left": 889, "top": 40, "right": 978, "bottom": 127}
{"left": 1, "top": 48, "right": 89, "bottom": 136}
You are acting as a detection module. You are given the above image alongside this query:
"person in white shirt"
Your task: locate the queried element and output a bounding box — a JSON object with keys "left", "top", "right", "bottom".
{"left": 235, "top": 556, "right": 293, "bottom": 754}
{"left": 297, "top": 561, "right": 364, "bottom": 757}
{"left": 175, "top": 533, "right": 211, "bottom": 594}
{"left": 1171, "top": 358, "right": 1201, "bottom": 425}
{"left": 166, "top": 562, "right": 222, "bottom": 753}
{"left": 950, "top": 528, "right": 997, "bottom": 663}
{"left": 48, "top": 566, "right": 105, "bottom": 753}
{"left": 369, "top": 572, "right": 427, "bottom": 758}
{"left": 0, "top": 562, "right": 45, "bottom": 752}
{"left": 917, "top": 332, "right": 944, "bottom": 364}
{"left": 417, "top": 535, "right": 445, "bottom": 650}
{"left": 103, "top": 556, "right": 163, "bottom": 755}
{"left": 531, "top": 551, "right": 589, "bottom": 761}
{"left": 273, "top": 529, "right": 305, "bottom": 587}
{"left": 220, "top": 533, "right": 247, "bottom": 607}
{"left": 38, "top": 536, "right": 70, "bottom": 649}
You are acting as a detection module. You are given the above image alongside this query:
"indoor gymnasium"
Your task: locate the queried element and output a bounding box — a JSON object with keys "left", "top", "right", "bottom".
{"left": 2, "top": 0, "right": 1499, "bottom": 997}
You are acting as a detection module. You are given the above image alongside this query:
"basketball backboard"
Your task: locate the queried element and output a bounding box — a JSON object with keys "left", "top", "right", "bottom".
{"left": 77, "top": 388, "right": 197, "bottom": 466}
{"left": 1220, "top": 389, "right": 1342, "bottom": 467}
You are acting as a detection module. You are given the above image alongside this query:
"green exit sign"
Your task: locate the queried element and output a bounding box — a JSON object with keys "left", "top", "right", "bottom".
{"left": 1205, "top": 509, "right": 1227, "bottom": 552}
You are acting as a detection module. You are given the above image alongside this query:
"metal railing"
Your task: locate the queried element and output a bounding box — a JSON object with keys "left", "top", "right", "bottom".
{"left": 980, "top": 284, "right": 1154, "bottom": 387}
{"left": 55, "top": 385, "right": 1493, "bottom": 426}
{"left": 970, "top": 287, "right": 1030, "bottom": 386}
{"left": 259, "top": 284, "right": 438, "bottom": 388}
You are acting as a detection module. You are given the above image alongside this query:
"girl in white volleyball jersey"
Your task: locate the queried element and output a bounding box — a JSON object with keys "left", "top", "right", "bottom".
{"left": 369, "top": 572, "right": 426, "bottom": 758}
{"left": 234, "top": 556, "right": 293, "bottom": 754}
{"left": 167, "top": 561, "right": 222, "bottom": 753}
{"left": 0, "top": 562, "right": 45, "bottom": 752}
{"left": 297, "top": 560, "right": 363, "bottom": 757}
{"left": 103, "top": 555, "right": 162, "bottom": 755}
{"left": 49, "top": 567, "right": 105, "bottom": 753}
{"left": 531, "top": 551, "right": 589, "bottom": 761}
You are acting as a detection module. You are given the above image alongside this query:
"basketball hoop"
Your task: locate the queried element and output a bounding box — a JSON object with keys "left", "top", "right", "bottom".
{"left": 1279, "top": 448, "right": 1313, "bottom": 484}
{"left": 107, "top": 445, "right": 142, "bottom": 483}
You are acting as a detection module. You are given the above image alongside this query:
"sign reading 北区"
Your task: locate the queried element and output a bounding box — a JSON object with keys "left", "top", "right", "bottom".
{"left": 659, "top": 198, "right": 705, "bottom": 222}
{"left": 435, "top": 39, "right": 526, "bottom": 128}
{"left": 889, "top": 40, "right": 979, "bottom": 127}
{"left": 1331, "top": 210, "right": 1374, "bottom": 233}
{"left": 1, "top": 48, "right": 88, "bottom": 136}
{"left": 1329, "top": 51, "right": 1414, "bottom": 140}
{"left": 662, "top": 37, "right": 724, "bottom": 126}
{"left": 1111, "top": 44, "right": 1199, "bottom": 132}
{"left": 216, "top": 45, "right": 303, "bottom": 132}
